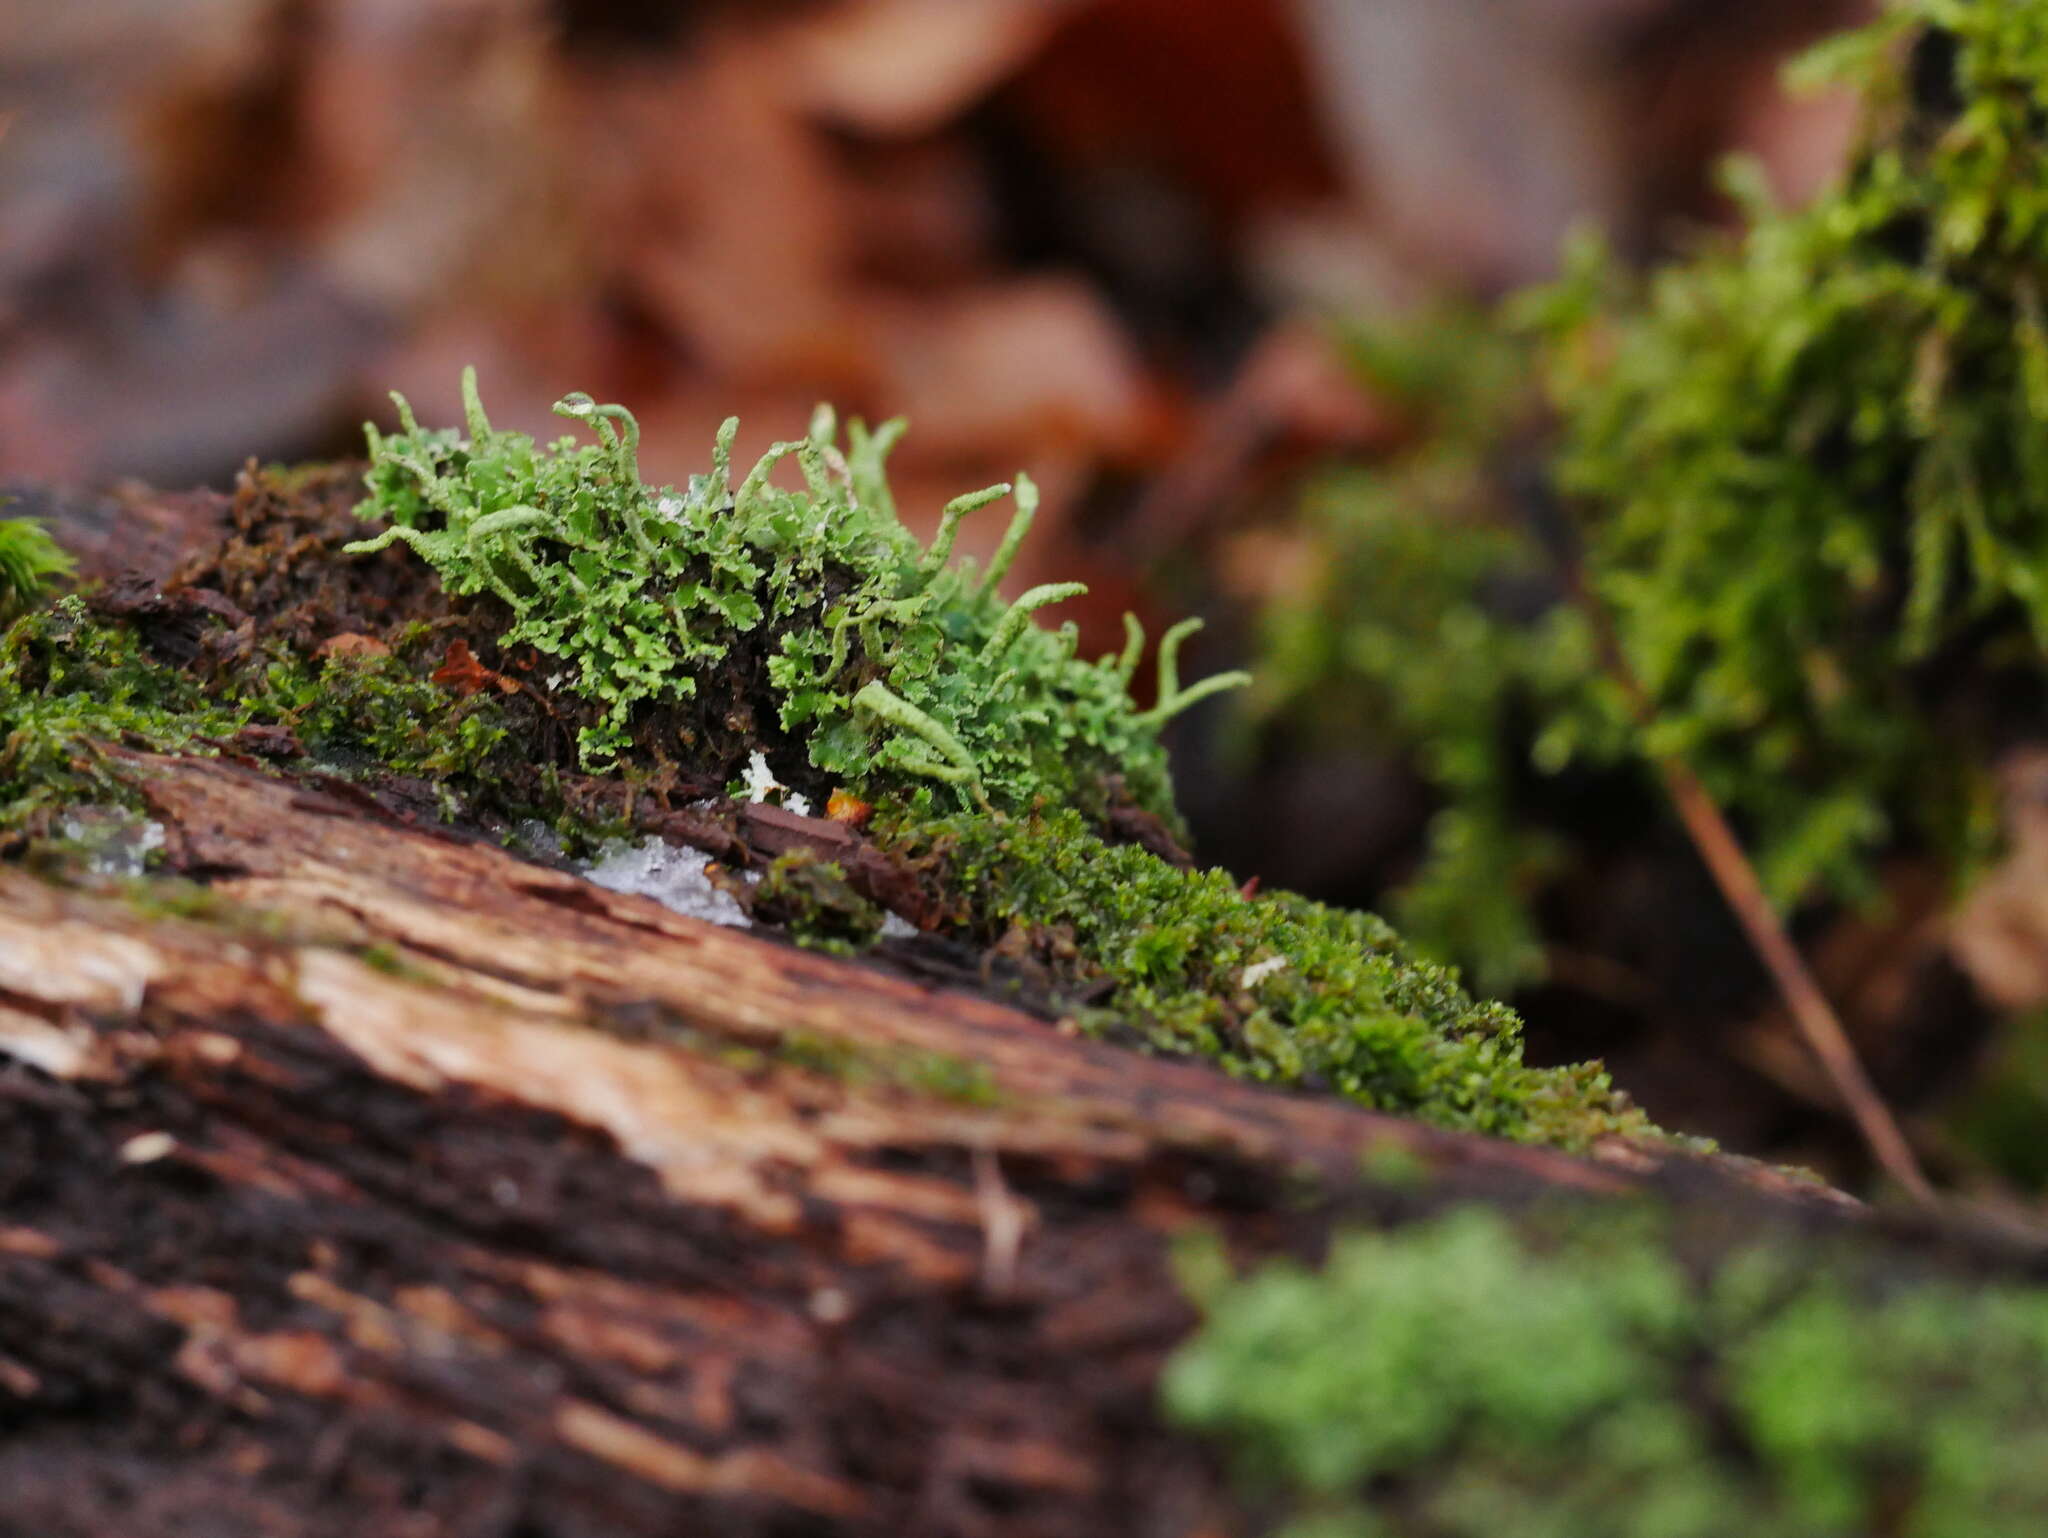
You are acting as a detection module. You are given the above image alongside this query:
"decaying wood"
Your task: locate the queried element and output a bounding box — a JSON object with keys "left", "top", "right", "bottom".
{"left": 1, "top": 749, "right": 1867, "bottom": 1538}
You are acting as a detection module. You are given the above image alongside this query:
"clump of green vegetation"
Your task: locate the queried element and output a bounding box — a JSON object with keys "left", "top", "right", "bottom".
{"left": 1167, "top": 1202, "right": 2048, "bottom": 1537}
{"left": 0, "top": 595, "right": 515, "bottom": 826}
{"left": 746, "top": 848, "right": 888, "bottom": 954}
{"left": 1253, "top": 0, "right": 2048, "bottom": 988}
{"left": 0, "top": 516, "right": 74, "bottom": 625}
{"left": 0, "top": 596, "right": 244, "bottom": 821}
{"left": 887, "top": 809, "right": 1646, "bottom": 1147}
{"left": 333, "top": 373, "right": 1652, "bottom": 1142}
{"left": 0, "top": 379, "right": 1652, "bottom": 1152}
{"left": 349, "top": 372, "right": 1247, "bottom": 818}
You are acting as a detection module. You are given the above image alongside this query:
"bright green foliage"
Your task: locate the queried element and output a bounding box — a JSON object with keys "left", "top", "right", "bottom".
{"left": 0, "top": 517, "right": 75, "bottom": 626}
{"left": 349, "top": 374, "right": 1247, "bottom": 815}
{"left": 1255, "top": 1, "right": 2048, "bottom": 984}
{"left": 891, "top": 808, "right": 1648, "bottom": 1146}
{"left": 0, "top": 597, "right": 243, "bottom": 821}
{"left": 1528, "top": 0, "right": 2048, "bottom": 911}
{"left": 1, "top": 470, "right": 1648, "bottom": 1154}
{"left": 1167, "top": 1203, "right": 2048, "bottom": 1538}
{"left": 0, "top": 598, "right": 514, "bottom": 825}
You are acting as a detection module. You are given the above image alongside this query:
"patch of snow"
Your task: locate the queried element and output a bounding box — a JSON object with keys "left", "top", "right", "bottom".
{"left": 579, "top": 836, "right": 752, "bottom": 928}
{"left": 880, "top": 911, "right": 917, "bottom": 941}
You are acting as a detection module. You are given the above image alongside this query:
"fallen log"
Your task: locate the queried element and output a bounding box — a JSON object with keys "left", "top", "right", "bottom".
{"left": 0, "top": 742, "right": 1873, "bottom": 1538}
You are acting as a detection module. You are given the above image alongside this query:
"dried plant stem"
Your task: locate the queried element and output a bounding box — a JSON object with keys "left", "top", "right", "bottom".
{"left": 1570, "top": 575, "right": 1936, "bottom": 1205}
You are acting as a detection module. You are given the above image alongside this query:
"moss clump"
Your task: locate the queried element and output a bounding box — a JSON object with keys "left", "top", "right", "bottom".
{"left": 1, "top": 406, "right": 1653, "bottom": 1153}
{"left": 0, "top": 516, "right": 74, "bottom": 626}
{"left": 0, "top": 596, "right": 244, "bottom": 822}
{"left": 1252, "top": 2, "right": 2048, "bottom": 992}
{"left": 1167, "top": 1202, "right": 2048, "bottom": 1538}
{"left": 349, "top": 372, "right": 1246, "bottom": 818}
{"left": 746, "top": 848, "right": 888, "bottom": 954}
{"left": 0, "top": 594, "right": 517, "bottom": 828}
{"left": 1524, "top": 0, "right": 2048, "bottom": 911}
{"left": 888, "top": 809, "right": 1647, "bottom": 1148}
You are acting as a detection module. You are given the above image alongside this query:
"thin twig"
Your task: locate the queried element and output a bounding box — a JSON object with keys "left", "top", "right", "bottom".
{"left": 1564, "top": 565, "right": 1935, "bottom": 1204}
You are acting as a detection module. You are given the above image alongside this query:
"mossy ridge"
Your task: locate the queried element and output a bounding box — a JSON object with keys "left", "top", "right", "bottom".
{"left": 349, "top": 373, "right": 1247, "bottom": 821}
{"left": 1253, "top": 0, "right": 2048, "bottom": 987}
{"left": 2, "top": 434, "right": 1646, "bottom": 1150}
{"left": 0, "top": 594, "right": 520, "bottom": 832}
{"left": 1168, "top": 1200, "right": 2048, "bottom": 1538}
{"left": 884, "top": 808, "right": 1648, "bottom": 1148}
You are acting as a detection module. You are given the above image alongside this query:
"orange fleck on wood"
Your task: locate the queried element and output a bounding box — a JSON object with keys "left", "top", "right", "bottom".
{"left": 826, "top": 788, "right": 873, "bottom": 826}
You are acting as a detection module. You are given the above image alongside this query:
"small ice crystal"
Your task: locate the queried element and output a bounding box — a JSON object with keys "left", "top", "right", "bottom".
{"left": 580, "top": 837, "right": 751, "bottom": 928}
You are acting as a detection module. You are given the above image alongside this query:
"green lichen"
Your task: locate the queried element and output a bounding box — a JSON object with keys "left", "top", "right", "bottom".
{"left": 1167, "top": 1202, "right": 2048, "bottom": 1538}
{"left": 775, "top": 1030, "right": 1003, "bottom": 1106}
{"left": 347, "top": 374, "right": 1248, "bottom": 818}
{"left": 1253, "top": 0, "right": 2048, "bottom": 987}
{"left": 887, "top": 808, "right": 1647, "bottom": 1148}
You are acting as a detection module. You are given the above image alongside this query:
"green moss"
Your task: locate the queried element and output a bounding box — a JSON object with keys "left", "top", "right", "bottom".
{"left": 0, "top": 516, "right": 74, "bottom": 626}
{"left": 748, "top": 848, "right": 887, "bottom": 954}
{"left": 0, "top": 393, "right": 1651, "bottom": 1154}
{"left": 1253, "top": 1, "right": 2048, "bottom": 987}
{"left": 0, "top": 596, "right": 244, "bottom": 821}
{"left": 1526, "top": 0, "right": 2048, "bottom": 911}
{"left": 348, "top": 373, "right": 1247, "bottom": 818}
{"left": 775, "top": 1029, "right": 1003, "bottom": 1106}
{"left": 887, "top": 808, "right": 1647, "bottom": 1148}
{"left": 0, "top": 596, "right": 519, "bottom": 827}
{"left": 1167, "top": 1202, "right": 2048, "bottom": 1537}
